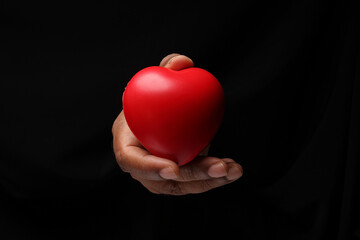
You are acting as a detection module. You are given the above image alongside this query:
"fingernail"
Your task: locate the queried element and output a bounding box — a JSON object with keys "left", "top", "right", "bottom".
{"left": 208, "top": 162, "right": 227, "bottom": 178}
{"left": 165, "top": 55, "right": 180, "bottom": 66}
{"left": 159, "top": 167, "right": 178, "bottom": 180}
{"left": 227, "top": 166, "right": 243, "bottom": 181}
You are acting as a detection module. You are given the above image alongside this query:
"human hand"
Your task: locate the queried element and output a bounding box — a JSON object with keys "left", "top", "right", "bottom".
{"left": 112, "top": 54, "right": 243, "bottom": 195}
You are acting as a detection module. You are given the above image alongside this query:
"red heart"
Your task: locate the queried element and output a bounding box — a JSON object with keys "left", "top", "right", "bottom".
{"left": 123, "top": 66, "right": 225, "bottom": 166}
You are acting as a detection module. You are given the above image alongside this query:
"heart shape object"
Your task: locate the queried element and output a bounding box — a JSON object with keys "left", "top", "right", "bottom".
{"left": 123, "top": 66, "right": 225, "bottom": 166}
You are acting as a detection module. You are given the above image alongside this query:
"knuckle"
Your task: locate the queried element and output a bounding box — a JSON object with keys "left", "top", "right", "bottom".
{"left": 200, "top": 180, "right": 215, "bottom": 191}
{"left": 114, "top": 150, "right": 131, "bottom": 173}
{"left": 166, "top": 181, "right": 186, "bottom": 196}
{"left": 196, "top": 179, "right": 227, "bottom": 193}
{"left": 181, "top": 166, "right": 196, "bottom": 180}
{"left": 143, "top": 181, "right": 185, "bottom": 195}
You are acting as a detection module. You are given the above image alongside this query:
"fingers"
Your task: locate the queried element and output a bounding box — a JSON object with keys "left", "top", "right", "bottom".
{"left": 116, "top": 144, "right": 243, "bottom": 183}
{"left": 159, "top": 53, "right": 194, "bottom": 70}
{"left": 222, "top": 158, "right": 244, "bottom": 181}
{"left": 118, "top": 145, "right": 180, "bottom": 181}
{"left": 133, "top": 157, "right": 243, "bottom": 195}
{"left": 176, "top": 156, "right": 241, "bottom": 182}
{"left": 139, "top": 177, "right": 239, "bottom": 196}
{"left": 178, "top": 157, "right": 227, "bottom": 181}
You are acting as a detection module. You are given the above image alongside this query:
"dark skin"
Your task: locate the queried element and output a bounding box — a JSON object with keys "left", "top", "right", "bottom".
{"left": 112, "top": 54, "right": 243, "bottom": 195}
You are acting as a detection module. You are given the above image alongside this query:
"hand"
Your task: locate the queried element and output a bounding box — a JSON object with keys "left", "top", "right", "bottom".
{"left": 112, "top": 53, "right": 243, "bottom": 195}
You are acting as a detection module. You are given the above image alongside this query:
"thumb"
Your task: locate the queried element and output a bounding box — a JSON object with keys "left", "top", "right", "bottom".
{"left": 159, "top": 53, "right": 194, "bottom": 70}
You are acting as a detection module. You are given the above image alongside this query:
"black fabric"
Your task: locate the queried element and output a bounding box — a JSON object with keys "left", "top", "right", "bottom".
{"left": 1, "top": 1, "right": 359, "bottom": 239}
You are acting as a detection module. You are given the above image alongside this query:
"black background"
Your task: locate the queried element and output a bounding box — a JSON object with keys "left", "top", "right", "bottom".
{"left": 0, "top": 1, "right": 359, "bottom": 239}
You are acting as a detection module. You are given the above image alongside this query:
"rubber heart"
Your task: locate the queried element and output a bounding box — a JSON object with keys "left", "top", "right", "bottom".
{"left": 123, "top": 66, "right": 225, "bottom": 166}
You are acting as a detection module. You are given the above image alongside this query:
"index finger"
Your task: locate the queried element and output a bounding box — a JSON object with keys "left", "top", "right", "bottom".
{"left": 175, "top": 156, "right": 243, "bottom": 182}
{"left": 117, "top": 145, "right": 180, "bottom": 181}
